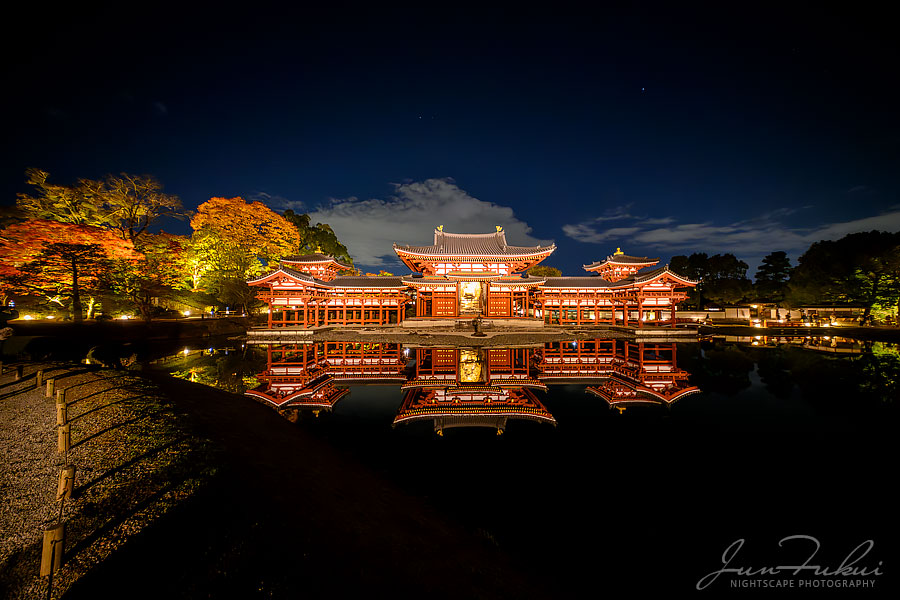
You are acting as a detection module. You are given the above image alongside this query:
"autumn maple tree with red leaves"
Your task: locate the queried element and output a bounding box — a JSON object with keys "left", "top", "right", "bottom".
{"left": 1, "top": 171, "right": 355, "bottom": 319}
{"left": 0, "top": 220, "right": 141, "bottom": 321}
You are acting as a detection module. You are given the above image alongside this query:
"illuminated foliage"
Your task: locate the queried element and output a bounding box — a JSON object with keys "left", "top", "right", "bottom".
{"left": 16, "top": 169, "right": 184, "bottom": 243}
{"left": 191, "top": 197, "right": 300, "bottom": 263}
{"left": 527, "top": 265, "right": 562, "bottom": 277}
{"left": 0, "top": 219, "right": 140, "bottom": 320}
{"left": 16, "top": 169, "right": 106, "bottom": 226}
{"left": 107, "top": 233, "right": 188, "bottom": 320}
{"left": 96, "top": 173, "right": 184, "bottom": 242}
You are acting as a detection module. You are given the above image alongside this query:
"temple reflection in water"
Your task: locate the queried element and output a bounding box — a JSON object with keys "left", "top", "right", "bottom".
{"left": 246, "top": 338, "right": 698, "bottom": 430}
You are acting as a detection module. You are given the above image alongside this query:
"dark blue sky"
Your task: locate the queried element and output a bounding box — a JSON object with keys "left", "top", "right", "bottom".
{"left": 3, "top": 3, "right": 898, "bottom": 275}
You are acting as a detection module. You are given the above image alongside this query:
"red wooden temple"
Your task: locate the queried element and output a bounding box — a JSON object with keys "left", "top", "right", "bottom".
{"left": 247, "top": 227, "right": 697, "bottom": 328}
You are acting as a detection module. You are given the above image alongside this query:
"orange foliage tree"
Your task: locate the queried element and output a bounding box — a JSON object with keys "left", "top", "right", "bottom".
{"left": 189, "top": 197, "right": 301, "bottom": 310}
{"left": 190, "top": 197, "right": 300, "bottom": 264}
{"left": 0, "top": 219, "right": 140, "bottom": 320}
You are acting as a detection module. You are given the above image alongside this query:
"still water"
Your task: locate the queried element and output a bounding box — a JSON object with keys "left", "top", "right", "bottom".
{"left": 157, "top": 335, "right": 897, "bottom": 595}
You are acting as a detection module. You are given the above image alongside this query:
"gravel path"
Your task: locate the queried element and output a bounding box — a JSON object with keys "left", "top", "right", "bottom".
{"left": 1, "top": 362, "right": 551, "bottom": 599}
{"left": 0, "top": 363, "right": 216, "bottom": 599}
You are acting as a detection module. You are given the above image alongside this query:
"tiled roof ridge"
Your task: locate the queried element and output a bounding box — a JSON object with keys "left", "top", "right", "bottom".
{"left": 282, "top": 252, "right": 353, "bottom": 267}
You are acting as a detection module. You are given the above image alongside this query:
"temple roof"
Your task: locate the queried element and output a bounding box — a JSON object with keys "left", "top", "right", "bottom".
{"left": 281, "top": 252, "right": 352, "bottom": 268}
{"left": 611, "top": 265, "right": 699, "bottom": 287}
{"left": 246, "top": 266, "right": 328, "bottom": 286}
{"left": 583, "top": 251, "right": 659, "bottom": 270}
{"left": 393, "top": 228, "right": 556, "bottom": 258}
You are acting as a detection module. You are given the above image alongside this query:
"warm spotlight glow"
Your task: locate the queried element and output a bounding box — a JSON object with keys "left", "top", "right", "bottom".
{"left": 23, "top": 315, "right": 34, "bottom": 320}
{"left": 183, "top": 348, "right": 190, "bottom": 355}
{"left": 183, "top": 310, "right": 191, "bottom": 317}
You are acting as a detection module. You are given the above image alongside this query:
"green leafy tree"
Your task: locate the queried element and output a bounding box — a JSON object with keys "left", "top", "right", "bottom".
{"left": 282, "top": 209, "right": 353, "bottom": 266}
{"left": 670, "top": 252, "right": 751, "bottom": 307}
{"left": 527, "top": 265, "right": 562, "bottom": 277}
{"left": 754, "top": 251, "right": 793, "bottom": 304}
{"left": 787, "top": 231, "right": 900, "bottom": 318}
{"left": 185, "top": 227, "right": 260, "bottom": 312}
{"left": 106, "top": 233, "right": 186, "bottom": 320}
{"left": 16, "top": 169, "right": 106, "bottom": 226}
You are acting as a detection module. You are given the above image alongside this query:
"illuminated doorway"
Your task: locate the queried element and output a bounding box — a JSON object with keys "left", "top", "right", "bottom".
{"left": 458, "top": 281, "right": 484, "bottom": 315}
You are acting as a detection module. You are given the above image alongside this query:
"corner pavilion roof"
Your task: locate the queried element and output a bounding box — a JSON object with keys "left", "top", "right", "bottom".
{"left": 583, "top": 249, "right": 659, "bottom": 270}
{"left": 393, "top": 228, "right": 556, "bottom": 258}
{"left": 281, "top": 252, "right": 353, "bottom": 269}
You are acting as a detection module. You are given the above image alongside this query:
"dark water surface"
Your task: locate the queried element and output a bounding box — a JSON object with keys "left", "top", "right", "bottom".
{"left": 155, "top": 336, "right": 897, "bottom": 596}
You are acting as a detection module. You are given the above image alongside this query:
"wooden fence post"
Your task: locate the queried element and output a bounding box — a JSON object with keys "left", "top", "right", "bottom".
{"left": 35, "top": 369, "right": 44, "bottom": 388}
{"left": 56, "top": 389, "right": 66, "bottom": 404}
{"left": 57, "top": 425, "right": 70, "bottom": 453}
{"left": 57, "top": 465, "right": 76, "bottom": 501}
{"left": 46, "top": 379, "right": 55, "bottom": 398}
{"left": 40, "top": 523, "right": 65, "bottom": 576}
{"left": 15, "top": 365, "right": 24, "bottom": 380}
{"left": 56, "top": 405, "right": 67, "bottom": 426}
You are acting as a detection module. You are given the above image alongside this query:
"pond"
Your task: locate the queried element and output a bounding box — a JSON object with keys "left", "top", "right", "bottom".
{"left": 152, "top": 334, "right": 897, "bottom": 595}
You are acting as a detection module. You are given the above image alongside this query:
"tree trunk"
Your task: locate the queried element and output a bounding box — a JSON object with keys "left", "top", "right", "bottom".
{"left": 139, "top": 294, "right": 153, "bottom": 322}
{"left": 71, "top": 257, "right": 82, "bottom": 322}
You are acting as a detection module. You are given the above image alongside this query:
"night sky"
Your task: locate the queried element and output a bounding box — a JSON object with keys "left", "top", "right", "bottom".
{"left": 3, "top": 3, "right": 898, "bottom": 275}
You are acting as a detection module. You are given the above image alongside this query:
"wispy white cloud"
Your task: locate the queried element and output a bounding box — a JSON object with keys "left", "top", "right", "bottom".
{"left": 250, "top": 191, "right": 301, "bottom": 211}
{"left": 561, "top": 224, "right": 640, "bottom": 243}
{"left": 307, "top": 178, "right": 552, "bottom": 268}
{"left": 564, "top": 207, "right": 900, "bottom": 256}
